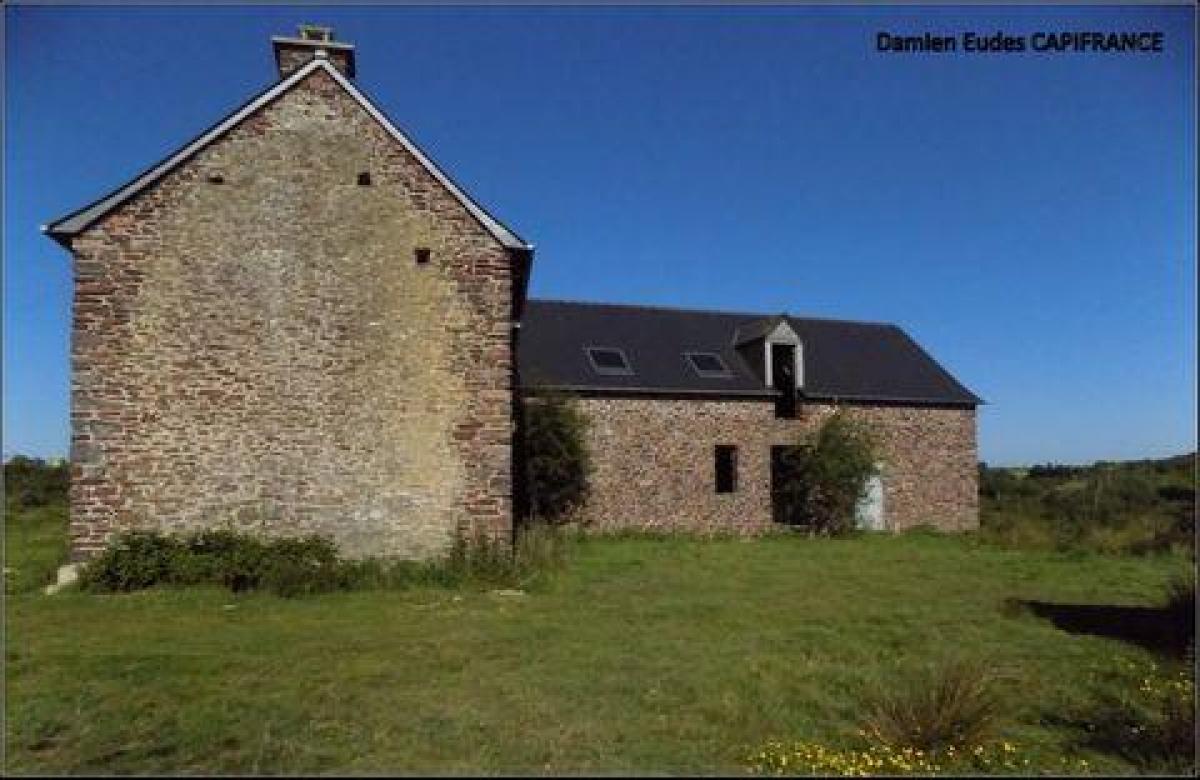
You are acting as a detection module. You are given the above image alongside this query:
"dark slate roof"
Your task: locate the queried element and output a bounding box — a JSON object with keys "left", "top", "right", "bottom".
{"left": 519, "top": 299, "right": 982, "bottom": 406}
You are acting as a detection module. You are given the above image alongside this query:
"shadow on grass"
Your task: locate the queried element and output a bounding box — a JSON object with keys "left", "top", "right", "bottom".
{"left": 1012, "top": 599, "right": 1194, "bottom": 658}
{"left": 1039, "top": 703, "right": 1196, "bottom": 775}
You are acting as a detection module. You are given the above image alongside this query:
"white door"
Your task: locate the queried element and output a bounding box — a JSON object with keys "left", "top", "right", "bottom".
{"left": 855, "top": 472, "right": 886, "bottom": 531}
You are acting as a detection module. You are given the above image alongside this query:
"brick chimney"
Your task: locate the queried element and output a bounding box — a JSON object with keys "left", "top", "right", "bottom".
{"left": 272, "top": 24, "right": 356, "bottom": 80}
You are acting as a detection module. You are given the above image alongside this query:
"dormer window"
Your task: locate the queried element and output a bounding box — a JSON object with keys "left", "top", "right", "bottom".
{"left": 761, "top": 321, "right": 803, "bottom": 391}
{"left": 686, "top": 352, "right": 732, "bottom": 378}
{"left": 733, "top": 315, "right": 804, "bottom": 393}
{"left": 586, "top": 347, "right": 633, "bottom": 376}
{"left": 757, "top": 319, "right": 803, "bottom": 419}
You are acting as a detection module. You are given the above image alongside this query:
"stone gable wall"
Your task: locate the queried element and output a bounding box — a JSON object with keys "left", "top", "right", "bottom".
{"left": 68, "top": 67, "right": 516, "bottom": 560}
{"left": 568, "top": 397, "right": 977, "bottom": 533}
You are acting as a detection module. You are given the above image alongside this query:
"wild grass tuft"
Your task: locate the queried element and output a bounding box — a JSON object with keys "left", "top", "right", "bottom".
{"left": 860, "top": 657, "right": 1000, "bottom": 753}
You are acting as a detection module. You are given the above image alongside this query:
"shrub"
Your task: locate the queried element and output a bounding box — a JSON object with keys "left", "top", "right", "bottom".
{"left": 79, "top": 531, "right": 188, "bottom": 592}
{"left": 522, "top": 388, "right": 591, "bottom": 523}
{"left": 861, "top": 658, "right": 999, "bottom": 753}
{"left": 259, "top": 536, "right": 342, "bottom": 597}
{"left": 80, "top": 526, "right": 570, "bottom": 597}
{"left": 776, "top": 411, "right": 878, "bottom": 535}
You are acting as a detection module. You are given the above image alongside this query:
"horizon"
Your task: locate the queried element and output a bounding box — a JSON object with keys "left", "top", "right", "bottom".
{"left": 4, "top": 5, "right": 1197, "bottom": 467}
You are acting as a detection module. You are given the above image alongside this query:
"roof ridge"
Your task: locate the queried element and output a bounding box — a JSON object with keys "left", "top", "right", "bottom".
{"left": 526, "top": 296, "right": 896, "bottom": 328}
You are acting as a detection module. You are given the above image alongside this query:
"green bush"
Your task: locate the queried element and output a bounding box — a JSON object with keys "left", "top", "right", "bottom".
{"left": 776, "top": 411, "right": 878, "bottom": 535}
{"left": 80, "top": 526, "right": 570, "bottom": 597}
{"left": 259, "top": 536, "right": 341, "bottom": 597}
{"left": 79, "top": 531, "right": 189, "bottom": 592}
{"left": 522, "top": 388, "right": 591, "bottom": 523}
{"left": 861, "top": 658, "right": 1000, "bottom": 753}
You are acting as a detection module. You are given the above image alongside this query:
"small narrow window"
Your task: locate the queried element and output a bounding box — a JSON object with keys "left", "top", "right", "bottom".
{"left": 686, "top": 352, "right": 731, "bottom": 378}
{"left": 414, "top": 247, "right": 431, "bottom": 265}
{"left": 715, "top": 445, "right": 738, "bottom": 494}
{"left": 586, "top": 347, "right": 633, "bottom": 376}
{"left": 207, "top": 173, "right": 225, "bottom": 184}
{"left": 357, "top": 172, "right": 372, "bottom": 186}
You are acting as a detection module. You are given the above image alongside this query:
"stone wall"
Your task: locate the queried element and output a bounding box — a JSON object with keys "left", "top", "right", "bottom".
{"left": 569, "top": 396, "right": 977, "bottom": 533}
{"left": 68, "top": 66, "right": 517, "bottom": 560}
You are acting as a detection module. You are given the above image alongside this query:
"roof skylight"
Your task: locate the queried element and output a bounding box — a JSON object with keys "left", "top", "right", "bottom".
{"left": 686, "top": 352, "right": 732, "bottom": 378}
{"left": 586, "top": 347, "right": 634, "bottom": 376}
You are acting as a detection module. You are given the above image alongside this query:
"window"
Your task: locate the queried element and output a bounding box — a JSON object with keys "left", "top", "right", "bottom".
{"left": 357, "top": 172, "right": 372, "bottom": 186}
{"left": 772, "top": 343, "right": 798, "bottom": 419}
{"left": 586, "top": 347, "right": 633, "bottom": 376}
{"left": 715, "top": 445, "right": 738, "bottom": 493}
{"left": 414, "top": 247, "right": 431, "bottom": 265}
{"left": 686, "top": 352, "right": 731, "bottom": 378}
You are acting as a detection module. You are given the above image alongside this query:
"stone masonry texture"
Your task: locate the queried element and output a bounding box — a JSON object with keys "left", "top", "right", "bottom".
{"left": 567, "top": 397, "right": 977, "bottom": 533}
{"left": 277, "top": 47, "right": 353, "bottom": 79}
{"left": 68, "top": 67, "right": 517, "bottom": 560}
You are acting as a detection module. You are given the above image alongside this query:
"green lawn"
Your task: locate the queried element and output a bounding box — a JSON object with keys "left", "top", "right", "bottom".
{"left": 4, "top": 504, "right": 1193, "bottom": 774}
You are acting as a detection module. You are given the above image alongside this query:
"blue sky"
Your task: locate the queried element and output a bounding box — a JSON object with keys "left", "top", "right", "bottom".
{"left": 4, "top": 5, "right": 1195, "bottom": 466}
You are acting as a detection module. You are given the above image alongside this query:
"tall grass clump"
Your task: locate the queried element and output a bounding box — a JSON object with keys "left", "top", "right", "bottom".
{"left": 861, "top": 658, "right": 1000, "bottom": 753}
{"left": 440, "top": 522, "right": 569, "bottom": 590}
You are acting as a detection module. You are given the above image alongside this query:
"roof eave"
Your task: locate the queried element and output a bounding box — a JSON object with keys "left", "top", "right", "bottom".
{"left": 518, "top": 382, "right": 979, "bottom": 407}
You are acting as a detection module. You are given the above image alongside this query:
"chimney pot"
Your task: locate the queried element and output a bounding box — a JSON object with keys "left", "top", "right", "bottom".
{"left": 272, "top": 24, "right": 355, "bottom": 80}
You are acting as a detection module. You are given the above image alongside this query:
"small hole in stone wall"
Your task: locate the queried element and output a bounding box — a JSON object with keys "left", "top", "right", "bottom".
{"left": 357, "top": 172, "right": 372, "bottom": 186}
{"left": 415, "top": 248, "right": 431, "bottom": 265}
{"left": 207, "top": 173, "right": 225, "bottom": 184}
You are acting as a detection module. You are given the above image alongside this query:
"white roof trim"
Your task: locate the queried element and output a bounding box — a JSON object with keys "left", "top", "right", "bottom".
{"left": 46, "top": 59, "right": 531, "bottom": 251}
{"left": 270, "top": 36, "right": 356, "bottom": 52}
{"left": 766, "top": 320, "right": 801, "bottom": 344}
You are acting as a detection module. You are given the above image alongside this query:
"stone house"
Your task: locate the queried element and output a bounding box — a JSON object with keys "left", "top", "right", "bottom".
{"left": 44, "top": 28, "right": 980, "bottom": 561}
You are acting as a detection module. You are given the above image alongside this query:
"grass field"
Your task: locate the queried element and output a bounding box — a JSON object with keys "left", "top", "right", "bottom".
{"left": 4, "top": 503, "right": 1194, "bottom": 774}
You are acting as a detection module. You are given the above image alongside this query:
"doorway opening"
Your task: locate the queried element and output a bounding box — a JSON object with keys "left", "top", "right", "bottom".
{"left": 770, "top": 444, "right": 810, "bottom": 526}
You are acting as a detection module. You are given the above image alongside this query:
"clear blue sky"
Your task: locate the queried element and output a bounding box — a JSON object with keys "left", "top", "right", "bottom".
{"left": 4, "top": 5, "right": 1196, "bottom": 466}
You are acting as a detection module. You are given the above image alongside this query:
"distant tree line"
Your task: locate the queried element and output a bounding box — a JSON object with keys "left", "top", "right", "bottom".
{"left": 977, "top": 454, "right": 1196, "bottom": 555}
{"left": 4, "top": 456, "right": 70, "bottom": 508}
